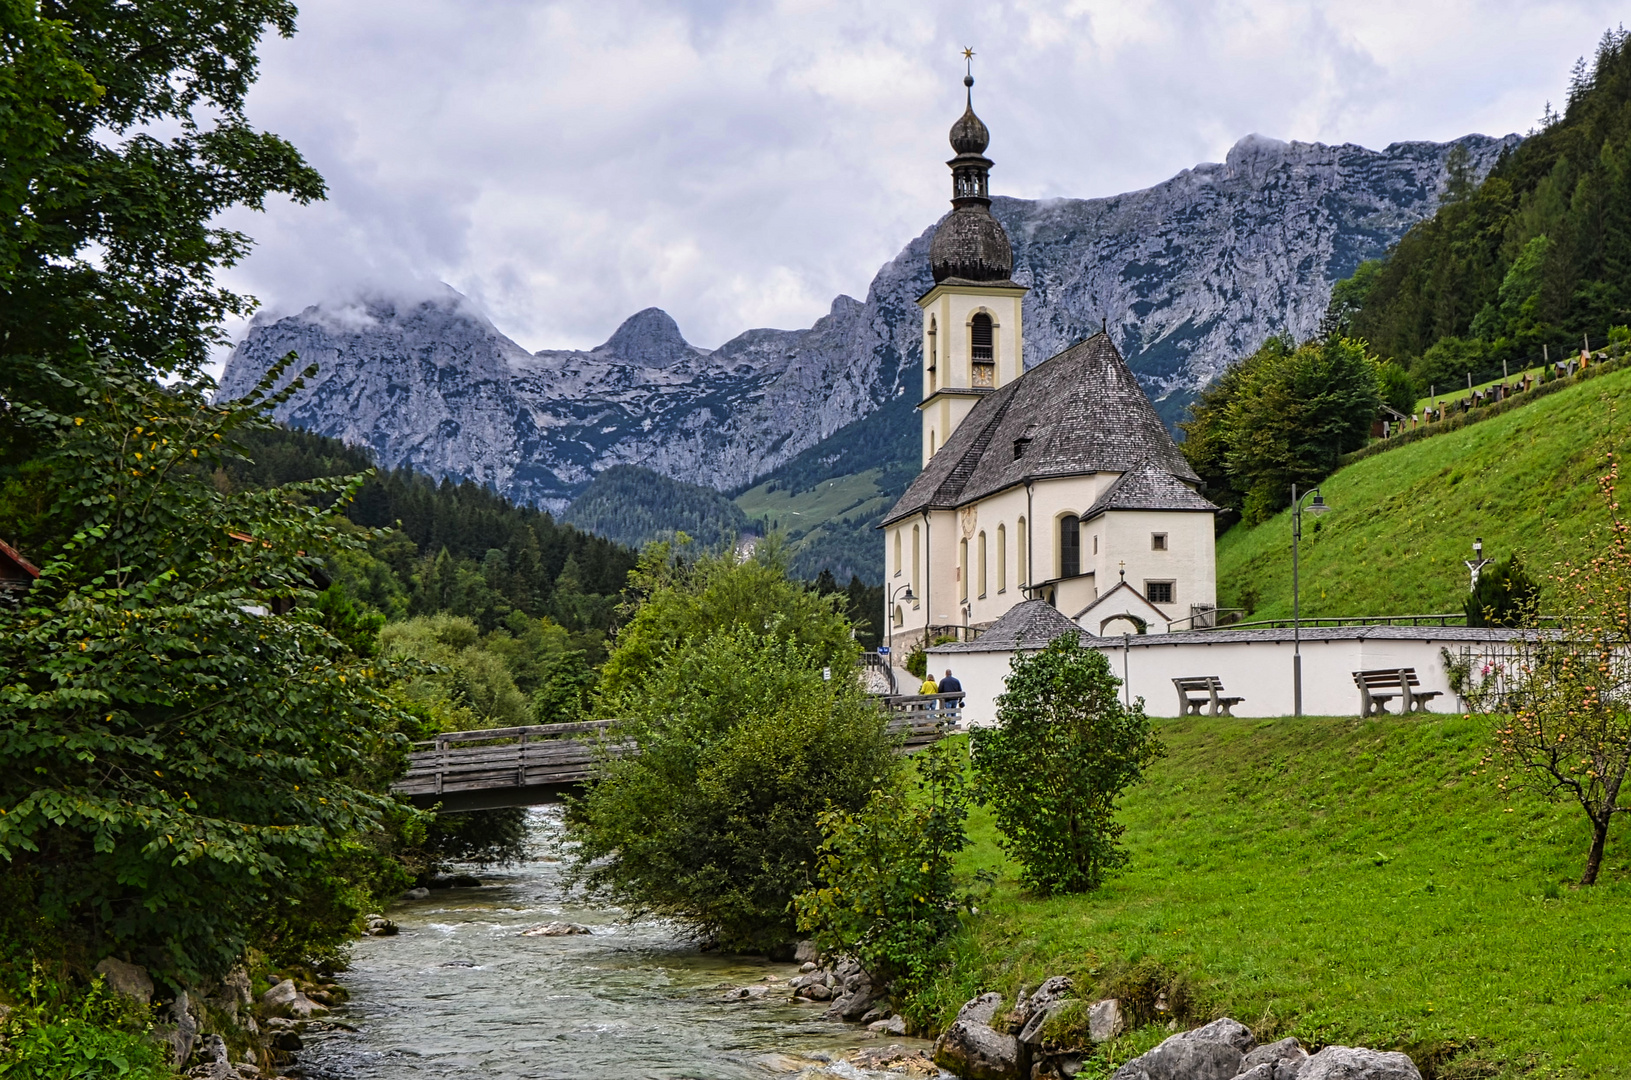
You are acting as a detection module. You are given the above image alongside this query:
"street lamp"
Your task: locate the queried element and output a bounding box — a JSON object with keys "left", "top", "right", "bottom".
{"left": 1291, "top": 483, "right": 1331, "bottom": 717}
{"left": 886, "top": 581, "right": 916, "bottom": 660}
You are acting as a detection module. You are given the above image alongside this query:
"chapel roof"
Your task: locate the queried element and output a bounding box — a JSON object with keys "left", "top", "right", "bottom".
{"left": 1080, "top": 458, "right": 1219, "bottom": 521}
{"left": 941, "top": 598, "right": 1080, "bottom": 653}
{"left": 881, "top": 332, "right": 1202, "bottom": 525}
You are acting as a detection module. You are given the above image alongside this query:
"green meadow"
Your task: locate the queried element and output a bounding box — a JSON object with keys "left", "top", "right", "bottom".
{"left": 933, "top": 717, "right": 1631, "bottom": 1078}
{"left": 1214, "top": 364, "right": 1631, "bottom": 623}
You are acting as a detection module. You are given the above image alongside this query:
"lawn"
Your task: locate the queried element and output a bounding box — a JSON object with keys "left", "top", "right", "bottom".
{"left": 931, "top": 716, "right": 1631, "bottom": 1078}
{"left": 734, "top": 468, "right": 893, "bottom": 539}
{"left": 1214, "top": 363, "right": 1631, "bottom": 622}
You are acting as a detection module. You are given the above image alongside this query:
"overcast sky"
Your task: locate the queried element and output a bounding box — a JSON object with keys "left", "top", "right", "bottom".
{"left": 216, "top": 0, "right": 1625, "bottom": 357}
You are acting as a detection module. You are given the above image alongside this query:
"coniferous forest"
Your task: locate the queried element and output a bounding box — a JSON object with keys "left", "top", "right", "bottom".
{"left": 1330, "top": 29, "right": 1631, "bottom": 385}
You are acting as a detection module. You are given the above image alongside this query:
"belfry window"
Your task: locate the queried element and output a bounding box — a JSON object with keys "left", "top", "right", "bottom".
{"left": 971, "top": 314, "right": 994, "bottom": 387}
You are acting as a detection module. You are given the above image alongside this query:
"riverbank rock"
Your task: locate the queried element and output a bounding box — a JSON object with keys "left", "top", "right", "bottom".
{"left": 868, "top": 1014, "right": 908, "bottom": 1036}
{"left": 260, "top": 978, "right": 327, "bottom": 1020}
{"left": 401, "top": 886, "right": 430, "bottom": 899}
{"left": 520, "top": 921, "right": 592, "bottom": 936}
{"left": 850, "top": 1044, "right": 937, "bottom": 1074}
{"left": 1301, "top": 1046, "right": 1421, "bottom": 1080}
{"left": 934, "top": 1017, "right": 1021, "bottom": 1080}
{"left": 823, "top": 958, "right": 883, "bottom": 1020}
{"left": 93, "top": 957, "right": 154, "bottom": 1004}
{"left": 363, "top": 914, "right": 398, "bottom": 936}
{"left": 1015, "top": 976, "right": 1075, "bottom": 1045}
{"left": 794, "top": 940, "right": 820, "bottom": 964}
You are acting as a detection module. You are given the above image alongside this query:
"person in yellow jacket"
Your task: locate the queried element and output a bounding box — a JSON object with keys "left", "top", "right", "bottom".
{"left": 919, "top": 673, "right": 940, "bottom": 697}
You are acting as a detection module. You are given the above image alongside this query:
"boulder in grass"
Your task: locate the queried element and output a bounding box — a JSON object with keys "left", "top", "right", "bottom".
{"left": 1110, "top": 1033, "right": 1243, "bottom": 1080}
{"left": 1088, "top": 998, "right": 1125, "bottom": 1043}
{"left": 1241, "top": 1037, "right": 1309, "bottom": 1078}
{"left": 93, "top": 958, "right": 154, "bottom": 1005}
{"left": 1176, "top": 1017, "right": 1256, "bottom": 1054}
{"left": 1299, "top": 1046, "right": 1422, "bottom": 1080}
{"left": 260, "top": 978, "right": 328, "bottom": 1020}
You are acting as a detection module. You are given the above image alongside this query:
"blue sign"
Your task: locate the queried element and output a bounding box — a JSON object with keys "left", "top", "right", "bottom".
{"left": 877, "top": 646, "right": 890, "bottom": 655}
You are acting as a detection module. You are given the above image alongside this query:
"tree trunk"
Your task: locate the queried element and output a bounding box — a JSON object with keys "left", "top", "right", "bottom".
{"left": 1581, "top": 815, "right": 1610, "bottom": 885}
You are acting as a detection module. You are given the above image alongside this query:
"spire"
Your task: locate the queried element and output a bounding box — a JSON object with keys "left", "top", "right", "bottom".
{"left": 948, "top": 49, "right": 991, "bottom": 189}
{"left": 929, "top": 51, "right": 1012, "bottom": 284}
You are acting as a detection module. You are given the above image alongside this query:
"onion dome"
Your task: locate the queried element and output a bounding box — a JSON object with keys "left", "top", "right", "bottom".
{"left": 949, "top": 76, "right": 989, "bottom": 154}
{"left": 929, "top": 71, "right": 1014, "bottom": 284}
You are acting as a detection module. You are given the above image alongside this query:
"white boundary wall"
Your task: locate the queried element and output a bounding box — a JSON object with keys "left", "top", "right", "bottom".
{"left": 930, "top": 627, "right": 1525, "bottom": 723}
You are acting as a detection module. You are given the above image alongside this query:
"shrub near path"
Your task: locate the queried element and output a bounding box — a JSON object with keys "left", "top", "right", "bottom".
{"left": 931, "top": 715, "right": 1631, "bottom": 1078}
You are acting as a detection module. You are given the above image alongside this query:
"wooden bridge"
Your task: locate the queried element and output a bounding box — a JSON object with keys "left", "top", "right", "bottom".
{"left": 392, "top": 694, "right": 962, "bottom": 813}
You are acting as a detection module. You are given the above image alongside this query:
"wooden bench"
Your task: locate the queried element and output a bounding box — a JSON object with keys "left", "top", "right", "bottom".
{"left": 1352, "top": 668, "right": 1443, "bottom": 716}
{"left": 1172, "top": 676, "right": 1244, "bottom": 717}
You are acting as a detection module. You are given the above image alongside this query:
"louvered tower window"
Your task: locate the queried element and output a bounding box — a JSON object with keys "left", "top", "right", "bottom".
{"left": 971, "top": 313, "right": 994, "bottom": 387}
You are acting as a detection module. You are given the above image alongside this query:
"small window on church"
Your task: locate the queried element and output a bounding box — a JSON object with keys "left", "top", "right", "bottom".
{"left": 1146, "top": 581, "right": 1175, "bottom": 605}
{"left": 1151, "top": 533, "right": 1167, "bottom": 551}
{"left": 1013, "top": 437, "right": 1029, "bottom": 460}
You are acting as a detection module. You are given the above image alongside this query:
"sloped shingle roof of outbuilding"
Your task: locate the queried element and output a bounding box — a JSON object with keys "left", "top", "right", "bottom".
{"left": 881, "top": 332, "right": 1199, "bottom": 526}
{"left": 1081, "top": 459, "right": 1218, "bottom": 520}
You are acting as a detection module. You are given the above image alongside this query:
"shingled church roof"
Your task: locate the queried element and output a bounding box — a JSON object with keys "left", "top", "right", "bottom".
{"left": 882, "top": 332, "right": 1201, "bottom": 526}
{"left": 1081, "top": 459, "right": 1218, "bottom": 521}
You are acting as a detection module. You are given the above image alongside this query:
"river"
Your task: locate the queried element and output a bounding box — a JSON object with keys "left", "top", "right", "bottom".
{"left": 299, "top": 807, "right": 936, "bottom": 1079}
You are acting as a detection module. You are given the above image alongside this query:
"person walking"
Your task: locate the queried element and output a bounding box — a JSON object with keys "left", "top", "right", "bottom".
{"left": 937, "top": 668, "right": 963, "bottom": 716}
{"left": 918, "top": 672, "right": 940, "bottom": 697}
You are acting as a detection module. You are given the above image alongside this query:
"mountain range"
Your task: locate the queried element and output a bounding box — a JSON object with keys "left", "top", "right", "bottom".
{"left": 219, "top": 131, "right": 1519, "bottom": 577}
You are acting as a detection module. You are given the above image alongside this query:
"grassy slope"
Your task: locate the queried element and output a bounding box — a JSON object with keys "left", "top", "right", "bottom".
{"left": 935, "top": 716, "right": 1630, "bottom": 1078}
{"left": 1214, "top": 364, "right": 1631, "bottom": 621}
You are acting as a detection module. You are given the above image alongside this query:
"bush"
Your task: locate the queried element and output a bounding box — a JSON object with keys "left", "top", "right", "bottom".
{"left": 1464, "top": 552, "right": 1539, "bottom": 627}
{"left": 568, "top": 630, "right": 896, "bottom": 953}
{"left": 904, "top": 643, "right": 929, "bottom": 680}
{"left": 972, "top": 635, "right": 1164, "bottom": 894}
{"left": 0, "top": 974, "right": 170, "bottom": 1080}
{"left": 795, "top": 739, "right": 978, "bottom": 992}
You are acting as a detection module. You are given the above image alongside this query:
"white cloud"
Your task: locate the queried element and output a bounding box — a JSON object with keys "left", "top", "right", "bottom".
{"left": 214, "top": 0, "right": 1625, "bottom": 359}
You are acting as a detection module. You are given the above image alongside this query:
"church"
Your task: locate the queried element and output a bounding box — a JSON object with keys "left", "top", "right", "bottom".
{"left": 880, "top": 72, "right": 1220, "bottom": 652}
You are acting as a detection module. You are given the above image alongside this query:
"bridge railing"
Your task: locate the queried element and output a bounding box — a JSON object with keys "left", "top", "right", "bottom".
{"left": 397, "top": 720, "right": 624, "bottom": 800}
{"left": 394, "top": 701, "right": 962, "bottom": 804}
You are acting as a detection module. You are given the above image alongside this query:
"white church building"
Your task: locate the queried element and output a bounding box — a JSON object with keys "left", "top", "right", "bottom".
{"left": 881, "top": 73, "right": 1220, "bottom": 655}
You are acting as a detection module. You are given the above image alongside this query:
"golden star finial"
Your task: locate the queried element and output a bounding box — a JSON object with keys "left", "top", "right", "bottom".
{"left": 962, "top": 47, "right": 975, "bottom": 61}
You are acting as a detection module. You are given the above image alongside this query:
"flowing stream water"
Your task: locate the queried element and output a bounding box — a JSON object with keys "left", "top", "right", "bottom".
{"left": 299, "top": 807, "right": 934, "bottom": 1079}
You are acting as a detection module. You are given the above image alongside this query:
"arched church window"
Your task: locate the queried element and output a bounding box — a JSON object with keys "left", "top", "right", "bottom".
{"left": 912, "top": 524, "right": 921, "bottom": 598}
{"left": 959, "top": 538, "right": 969, "bottom": 602}
{"left": 1060, "top": 516, "right": 1080, "bottom": 578}
{"left": 971, "top": 313, "right": 995, "bottom": 387}
{"left": 996, "top": 524, "right": 1007, "bottom": 592}
{"left": 977, "top": 531, "right": 987, "bottom": 598}
{"left": 1017, "top": 517, "right": 1027, "bottom": 585}
{"left": 894, "top": 530, "right": 902, "bottom": 576}
{"left": 927, "top": 317, "right": 938, "bottom": 391}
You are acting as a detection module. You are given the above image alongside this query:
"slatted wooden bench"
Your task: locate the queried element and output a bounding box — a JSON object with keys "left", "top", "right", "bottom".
{"left": 1172, "top": 676, "right": 1244, "bottom": 717}
{"left": 1353, "top": 668, "right": 1443, "bottom": 716}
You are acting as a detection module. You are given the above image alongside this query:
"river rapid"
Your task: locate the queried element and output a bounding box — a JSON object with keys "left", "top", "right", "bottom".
{"left": 299, "top": 807, "right": 935, "bottom": 1080}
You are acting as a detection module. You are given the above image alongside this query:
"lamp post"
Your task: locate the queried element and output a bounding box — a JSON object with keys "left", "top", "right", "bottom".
{"left": 886, "top": 582, "right": 916, "bottom": 659}
{"left": 1291, "top": 483, "right": 1331, "bottom": 717}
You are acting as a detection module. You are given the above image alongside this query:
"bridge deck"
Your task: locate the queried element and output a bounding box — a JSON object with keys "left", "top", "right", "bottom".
{"left": 393, "top": 697, "right": 962, "bottom": 813}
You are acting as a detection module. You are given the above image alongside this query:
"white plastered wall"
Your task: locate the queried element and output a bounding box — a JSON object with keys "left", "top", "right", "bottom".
{"left": 930, "top": 633, "right": 1473, "bottom": 725}
{"left": 1098, "top": 509, "right": 1217, "bottom": 620}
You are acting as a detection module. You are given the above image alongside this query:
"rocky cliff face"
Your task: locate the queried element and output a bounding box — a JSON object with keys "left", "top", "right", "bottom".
{"left": 219, "top": 133, "right": 1516, "bottom": 510}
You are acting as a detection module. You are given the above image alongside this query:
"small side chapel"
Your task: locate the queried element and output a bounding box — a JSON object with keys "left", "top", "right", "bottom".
{"left": 880, "top": 71, "right": 1219, "bottom": 652}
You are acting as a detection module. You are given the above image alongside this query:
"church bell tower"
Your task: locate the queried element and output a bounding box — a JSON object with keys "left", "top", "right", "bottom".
{"left": 917, "top": 57, "right": 1027, "bottom": 467}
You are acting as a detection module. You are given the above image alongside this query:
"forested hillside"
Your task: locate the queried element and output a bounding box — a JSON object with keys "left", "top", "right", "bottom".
{"left": 225, "top": 426, "right": 636, "bottom": 636}
{"left": 563, "top": 464, "right": 750, "bottom": 550}
{"left": 1336, "top": 29, "right": 1631, "bottom": 387}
